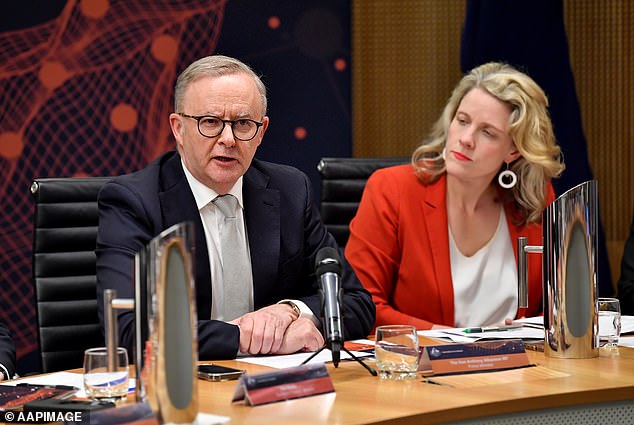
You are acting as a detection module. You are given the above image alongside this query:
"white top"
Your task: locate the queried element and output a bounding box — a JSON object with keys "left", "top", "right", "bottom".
{"left": 450, "top": 208, "right": 518, "bottom": 327}
{"left": 181, "top": 161, "right": 315, "bottom": 323}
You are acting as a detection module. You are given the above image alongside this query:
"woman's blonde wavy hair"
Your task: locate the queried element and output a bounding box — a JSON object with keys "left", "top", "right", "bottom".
{"left": 411, "top": 62, "right": 565, "bottom": 225}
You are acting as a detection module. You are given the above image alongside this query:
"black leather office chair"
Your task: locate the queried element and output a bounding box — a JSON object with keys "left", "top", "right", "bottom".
{"left": 317, "top": 157, "right": 409, "bottom": 247}
{"left": 31, "top": 176, "right": 113, "bottom": 372}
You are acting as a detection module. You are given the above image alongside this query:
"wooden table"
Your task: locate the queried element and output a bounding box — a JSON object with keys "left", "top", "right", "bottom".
{"left": 195, "top": 344, "right": 634, "bottom": 425}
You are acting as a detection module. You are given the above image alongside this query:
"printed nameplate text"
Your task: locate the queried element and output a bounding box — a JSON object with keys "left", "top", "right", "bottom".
{"left": 232, "top": 363, "right": 334, "bottom": 406}
{"left": 419, "top": 339, "right": 530, "bottom": 375}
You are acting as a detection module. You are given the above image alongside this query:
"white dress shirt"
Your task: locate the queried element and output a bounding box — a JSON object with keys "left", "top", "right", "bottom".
{"left": 181, "top": 161, "right": 315, "bottom": 323}
{"left": 182, "top": 162, "right": 250, "bottom": 320}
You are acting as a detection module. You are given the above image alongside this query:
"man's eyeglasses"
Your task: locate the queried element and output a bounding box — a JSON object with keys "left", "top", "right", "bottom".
{"left": 178, "top": 113, "right": 263, "bottom": 141}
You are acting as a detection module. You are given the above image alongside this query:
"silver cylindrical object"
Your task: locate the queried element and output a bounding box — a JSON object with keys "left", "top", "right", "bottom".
{"left": 104, "top": 290, "right": 135, "bottom": 372}
{"left": 103, "top": 289, "right": 118, "bottom": 372}
{"left": 543, "top": 180, "right": 598, "bottom": 358}
{"left": 138, "top": 221, "right": 198, "bottom": 423}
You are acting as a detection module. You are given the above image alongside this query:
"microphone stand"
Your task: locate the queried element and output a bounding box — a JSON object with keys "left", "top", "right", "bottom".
{"left": 301, "top": 340, "right": 377, "bottom": 376}
{"left": 309, "top": 247, "right": 377, "bottom": 376}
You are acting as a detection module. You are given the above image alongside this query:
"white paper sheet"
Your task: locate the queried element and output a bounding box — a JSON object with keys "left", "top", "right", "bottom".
{"left": 515, "top": 315, "right": 634, "bottom": 334}
{"left": 419, "top": 325, "right": 544, "bottom": 343}
{"left": 618, "top": 335, "right": 634, "bottom": 348}
{"left": 235, "top": 345, "right": 373, "bottom": 369}
{"left": 419, "top": 315, "right": 634, "bottom": 346}
{"left": 620, "top": 315, "right": 634, "bottom": 334}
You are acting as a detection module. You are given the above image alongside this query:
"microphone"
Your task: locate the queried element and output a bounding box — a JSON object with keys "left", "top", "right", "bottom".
{"left": 315, "top": 247, "right": 344, "bottom": 367}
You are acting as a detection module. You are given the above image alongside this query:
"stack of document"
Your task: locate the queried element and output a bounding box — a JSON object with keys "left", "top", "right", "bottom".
{"left": 419, "top": 316, "right": 634, "bottom": 345}
{"left": 420, "top": 318, "right": 544, "bottom": 344}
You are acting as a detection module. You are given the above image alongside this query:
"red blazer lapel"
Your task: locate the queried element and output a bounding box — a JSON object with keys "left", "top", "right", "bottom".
{"left": 421, "top": 175, "right": 455, "bottom": 326}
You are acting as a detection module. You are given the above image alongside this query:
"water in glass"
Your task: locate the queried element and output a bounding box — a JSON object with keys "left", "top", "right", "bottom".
{"left": 375, "top": 325, "right": 419, "bottom": 380}
{"left": 599, "top": 310, "right": 621, "bottom": 347}
{"left": 83, "top": 347, "right": 129, "bottom": 401}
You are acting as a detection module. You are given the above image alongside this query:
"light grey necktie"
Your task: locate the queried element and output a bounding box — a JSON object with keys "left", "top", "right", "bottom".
{"left": 212, "top": 194, "right": 253, "bottom": 320}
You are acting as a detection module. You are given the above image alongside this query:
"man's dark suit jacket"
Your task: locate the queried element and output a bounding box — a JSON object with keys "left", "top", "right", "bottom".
{"left": 0, "top": 323, "right": 15, "bottom": 379}
{"left": 96, "top": 150, "right": 375, "bottom": 359}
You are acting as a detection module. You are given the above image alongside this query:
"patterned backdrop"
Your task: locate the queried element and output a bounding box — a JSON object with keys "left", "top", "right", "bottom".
{"left": 0, "top": 0, "right": 352, "bottom": 374}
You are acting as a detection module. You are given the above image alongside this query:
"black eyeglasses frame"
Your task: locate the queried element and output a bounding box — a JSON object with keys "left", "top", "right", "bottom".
{"left": 178, "top": 113, "right": 264, "bottom": 141}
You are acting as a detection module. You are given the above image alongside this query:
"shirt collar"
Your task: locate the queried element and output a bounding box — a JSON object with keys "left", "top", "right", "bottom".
{"left": 181, "top": 160, "right": 244, "bottom": 210}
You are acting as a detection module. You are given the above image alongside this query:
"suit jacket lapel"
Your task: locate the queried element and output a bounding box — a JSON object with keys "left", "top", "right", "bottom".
{"left": 157, "top": 152, "right": 212, "bottom": 318}
{"left": 158, "top": 153, "right": 200, "bottom": 227}
{"left": 243, "top": 161, "right": 280, "bottom": 306}
{"left": 421, "top": 174, "right": 455, "bottom": 325}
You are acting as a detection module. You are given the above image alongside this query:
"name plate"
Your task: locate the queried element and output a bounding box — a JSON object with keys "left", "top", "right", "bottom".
{"left": 419, "top": 339, "right": 530, "bottom": 376}
{"left": 232, "top": 363, "right": 335, "bottom": 406}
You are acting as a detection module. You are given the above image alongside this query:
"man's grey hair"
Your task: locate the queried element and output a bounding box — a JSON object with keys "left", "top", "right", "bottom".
{"left": 174, "top": 55, "right": 267, "bottom": 116}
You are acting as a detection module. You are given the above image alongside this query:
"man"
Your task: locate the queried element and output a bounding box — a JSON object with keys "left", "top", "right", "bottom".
{"left": 96, "top": 55, "right": 375, "bottom": 359}
{"left": 0, "top": 323, "right": 15, "bottom": 380}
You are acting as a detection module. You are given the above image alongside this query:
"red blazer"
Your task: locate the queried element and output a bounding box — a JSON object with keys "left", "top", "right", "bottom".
{"left": 345, "top": 165, "right": 555, "bottom": 330}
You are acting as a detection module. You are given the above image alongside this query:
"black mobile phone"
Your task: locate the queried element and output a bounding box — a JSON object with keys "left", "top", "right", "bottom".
{"left": 197, "top": 364, "right": 245, "bottom": 381}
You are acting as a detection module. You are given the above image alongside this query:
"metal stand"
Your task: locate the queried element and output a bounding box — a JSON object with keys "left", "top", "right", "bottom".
{"left": 103, "top": 290, "right": 134, "bottom": 382}
{"left": 301, "top": 341, "right": 377, "bottom": 376}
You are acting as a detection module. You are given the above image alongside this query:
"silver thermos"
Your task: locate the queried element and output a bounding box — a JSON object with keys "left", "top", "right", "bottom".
{"left": 518, "top": 180, "right": 599, "bottom": 358}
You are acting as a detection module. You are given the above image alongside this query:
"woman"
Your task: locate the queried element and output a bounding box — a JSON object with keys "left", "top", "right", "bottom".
{"left": 345, "top": 62, "right": 565, "bottom": 330}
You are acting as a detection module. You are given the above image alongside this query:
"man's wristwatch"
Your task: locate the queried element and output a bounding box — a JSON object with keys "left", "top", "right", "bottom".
{"left": 281, "top": 301, "right": 301, "bottom": 319}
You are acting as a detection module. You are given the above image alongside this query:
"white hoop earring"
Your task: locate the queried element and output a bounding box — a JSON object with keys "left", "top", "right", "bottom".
{"left": 441, "top": 147, "right": 446, "bottom": 161}
{"left": 498, "top": 164, "right": 517, "bottom": 189}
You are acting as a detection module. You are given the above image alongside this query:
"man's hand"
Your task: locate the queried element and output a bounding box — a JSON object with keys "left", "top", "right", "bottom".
{"left": 229, "top": 304, "right": 297, "bottom": 355}
{"left": 275, "top": 317, "right": 324, "bottom": 355}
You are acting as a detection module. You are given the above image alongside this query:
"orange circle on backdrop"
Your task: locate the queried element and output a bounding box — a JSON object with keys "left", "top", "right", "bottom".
{"left": 80, "top": 0, "right": 110, "bottom": 19}
{"left": 39, "top": 61, "right": 70, "bottom": 90}
{"left": 268, "top": 16, "right": 281, "bottom": 29}
{"left": 294, "top": 127, "right": 307, "bottom": 140}
{"left": 151, "top": 35, "right": 178, "bottom": 64}
{"left": 334, "top": 58, "right": 347, "bottom": 72}
{"left": 0, "top": 132, "right": 24, "bottom": 160}
{"left": 110, "top": 103, "right": 138, "bottom": 132}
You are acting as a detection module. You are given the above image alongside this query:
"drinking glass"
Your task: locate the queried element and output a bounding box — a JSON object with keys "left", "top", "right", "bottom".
{"left": 598, "top": 297, "right": 621, "bottom": 347}
{"left": 375, "top": 325, "right": 419, "bottom": 380}
{"left": 83, "top": 347, "right": 129, "bottom": 401}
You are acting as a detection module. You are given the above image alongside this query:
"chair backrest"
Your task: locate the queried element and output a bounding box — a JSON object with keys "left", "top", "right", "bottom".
{"left": 317, "top": 157, "right": 409, "bottom": 247}
{"left": 31, "top": 176, "right": 113, "bottom": 373}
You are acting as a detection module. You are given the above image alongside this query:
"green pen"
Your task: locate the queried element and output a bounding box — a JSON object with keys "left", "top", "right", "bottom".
{"left": 463, "top": 324, "right": 523, "bottom": 333}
